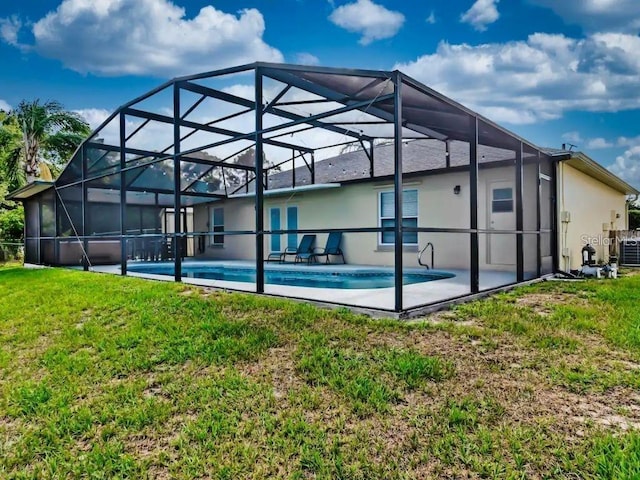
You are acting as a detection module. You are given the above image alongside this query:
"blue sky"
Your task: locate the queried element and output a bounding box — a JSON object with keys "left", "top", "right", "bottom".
{"left": 1, "top": 0, "right": 640, "bottom": 186}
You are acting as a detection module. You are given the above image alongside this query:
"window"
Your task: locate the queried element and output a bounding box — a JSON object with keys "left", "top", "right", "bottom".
{"left": 492, "top": 188, "right": 513, "bottom": 213}
{"left": 379, "top": 189, "right": 418, "bottom": 245}
{"left": 211, "top": 207, "right": 224, "bottom": 245}
{"left": 270, "top": 207, "right": 281, "bottom": 253}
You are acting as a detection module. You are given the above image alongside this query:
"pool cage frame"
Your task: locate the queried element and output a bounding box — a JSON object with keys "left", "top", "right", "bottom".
{"left": 14, "top": 62, "right": 558, "bottom": 314}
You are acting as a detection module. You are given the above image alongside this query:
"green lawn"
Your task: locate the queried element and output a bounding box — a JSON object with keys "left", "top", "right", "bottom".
{"left": 1, "top": 266, "right": 640, "bottom": 479}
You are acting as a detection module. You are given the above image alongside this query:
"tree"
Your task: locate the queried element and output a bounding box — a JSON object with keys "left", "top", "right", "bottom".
{"left": 0, "top": 206, "right": 24, "bottom": 240}
{"left": 0, "top": 100, "right": 90, "bottom": 188}
{"left": 629, "top": 209, "right": 640, "bottom": 230}
{"left": 191, "top": 148, "right": 280, "bottom": 194}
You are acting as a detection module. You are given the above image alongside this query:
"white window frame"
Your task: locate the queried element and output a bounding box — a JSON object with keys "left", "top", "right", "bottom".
{"left": 378, "top": 189, "right": 419, "bottom": 246}
{"left": 210, "top": 207, "right": 224, "bottom": 246}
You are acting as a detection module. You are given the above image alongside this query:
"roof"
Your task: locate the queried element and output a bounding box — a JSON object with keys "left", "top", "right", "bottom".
{"left": 255, "top": 139, "right": 516, "bottom": 191}
{"left": 5, "top": 181, "right": 54, "bottom": 200}
{"left": 538, "top": 147, "right": 637, "bottom": 195}
{"left": 253, "top": 141, "right": 639, "bottom": 196}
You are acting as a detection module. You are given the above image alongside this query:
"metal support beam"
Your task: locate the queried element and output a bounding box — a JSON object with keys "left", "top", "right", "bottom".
{"left": 255, "top": 69, "right": 265, "bottom": 293}
{"left": 262, "top": 68, "right": 447, "bottom": 141}
{"left": 551, "top": 155, "right": 559, "bottom": 273}
{"left": 53, "top": 186, "right": 59, "bottom": 264}
{"left": 158, "top": 106, "right": 253, "bottom": 157}
{"left": 263, "top": 84, "right": 291, "bottom": 112}
{"left": 173, "top": 83, "right": 182, "bottom": 282}
{"left": 400, "top": 72, "right": 540, "bottom": 153}
{"left": 181, "top": 94, "right": 206, "bottom": 120}
{"left": 292, "top": 150, "right": 296, "bottom": 189}
{"left": 123, "top": 105, "right": 313, "bottom": 154}
{"left": 515, "top": 142, "right": 524, "bottom": 282}
{"left": 180, "top": 144, "right": 256, "bottom": 193}
{"left": 311, "top": 152, "right": 316, "bottom": 184}
{"left": 119, "top": 113, "right": 127, "bottom": 276}
{"left": 180, "top": 80, "right": 373, "bottom": 143}
{"left": 535, "top": 151, "right": 542, "bottom": 278}
{"left": 445, "top": 140, "right": 451, "bottom": 169}
{"left": 125, "top": 119, "right": 151, "bottom": 143}
{"left": 299, "top": 152, "right": 311, "bottom": 173}
{"left": 470, "top": 116, "right": 479, "bottom": 294}
{"left": 393, "top": 72, "right": 404, "bottom": 313}
{"left": 81, "top": 144, "right": 88, "bottom": 271}
{"left": 262, "top": 94, "right": 394, "bottom": 137}
{"left": 368, "top": 140, "right": 375, "bottom": 177}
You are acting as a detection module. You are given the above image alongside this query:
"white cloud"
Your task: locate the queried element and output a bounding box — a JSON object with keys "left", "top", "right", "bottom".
{"left": 394, "top": 32, "right": 640, "bottom": 125}
{"left": 0, "top": 99, "right": 11, "bottom": 111}
{"left": 426, "top": 11, "right": 436, "bottom": 25}
{"left": 75, "top": 108, "right": 111, "bottom": 130}
{"left": 294, "top": 52, "right": 321, "bottom": 66}
{"left": 586, "top": 137, "right": 614, "bottom": 149}
{"left": 0, "top": 15, "right": 22, "bottom": 47}
{"left": 617, "top": 136, "right": 640, "bottom": 148}
{"left": 461, "top": 0, "right": 500, "bottom": 32}
{"left": 562, "top": 131, "right": 584, "bottom": 144}
{"left": 530, "top": 0, "right": 640, "bottom": 33}
{"left": 3, "top": 0, "right": 283, "bottom": 77}
{"left": 609, "top": 141, "right": 640, "bottom": 187}
{"left": 329, "top": 0, "right": 405, "bottom": 45}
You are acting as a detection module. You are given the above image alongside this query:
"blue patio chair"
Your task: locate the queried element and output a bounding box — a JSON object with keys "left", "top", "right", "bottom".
{"left": 268, "top": 234, "right": 316, "bottom": 263}
{"left": 310, "top": 232, "right": 345, "bottom": 264}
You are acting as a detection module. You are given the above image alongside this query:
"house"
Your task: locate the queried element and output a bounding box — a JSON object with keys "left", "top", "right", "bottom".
{"left": 8, "top": 63, "right": 638, "bottom": 315}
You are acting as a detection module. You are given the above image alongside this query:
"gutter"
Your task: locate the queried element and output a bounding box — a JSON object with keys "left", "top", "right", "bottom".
{"left": 558, "top": 151, "right": 639, "bottom": 196}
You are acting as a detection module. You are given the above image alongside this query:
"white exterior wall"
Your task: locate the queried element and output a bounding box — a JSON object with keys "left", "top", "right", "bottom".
{"left": 192, "top": 165, "right": 538, "bottom": 271}
{"left": 558, "top": 163, "right": 628, "bottom": 271}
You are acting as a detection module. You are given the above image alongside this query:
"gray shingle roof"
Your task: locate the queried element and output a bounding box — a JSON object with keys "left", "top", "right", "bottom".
{"left": 259, "top": 139, "right": 517, "bottom": 191}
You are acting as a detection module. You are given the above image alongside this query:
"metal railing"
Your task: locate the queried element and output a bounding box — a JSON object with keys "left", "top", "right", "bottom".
{"left": 418, "top": 242, "right": 434, "bottom": 269}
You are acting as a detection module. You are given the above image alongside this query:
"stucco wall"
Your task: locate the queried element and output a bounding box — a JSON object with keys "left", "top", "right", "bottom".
{"left": 192, "top": 165, "right": 539, "bottom": 271}
{"left": 558, "top": 162, "right": 628, "bottom": 271}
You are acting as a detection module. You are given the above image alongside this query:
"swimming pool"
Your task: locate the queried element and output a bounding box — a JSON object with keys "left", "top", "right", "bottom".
{"left": 126, "top": 262, "right": 455, "bottom": 289}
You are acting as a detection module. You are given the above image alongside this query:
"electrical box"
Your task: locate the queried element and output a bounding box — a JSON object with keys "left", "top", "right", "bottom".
{"left": 560, "top": 211, "right": 571, "bottom": 223}
{"left": 562, "top": 247, "right": 570, "bottom": 257}
{"left": 611, "top": 210, "right": 618, "bottom": 222}
{"left": 602, "top": 222, "right": 610, "bottom": 232}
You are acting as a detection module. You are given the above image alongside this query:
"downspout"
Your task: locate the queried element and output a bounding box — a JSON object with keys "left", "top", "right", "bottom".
{"left": 558, "top": 160, "right": 569, "bottom": 272}
{"left": 628, "top": 194, "right": 639, "bottom": 231}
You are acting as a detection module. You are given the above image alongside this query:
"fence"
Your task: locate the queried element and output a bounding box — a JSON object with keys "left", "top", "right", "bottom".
{"left": 0, "top": 240, "right": 24, "bottom": 262}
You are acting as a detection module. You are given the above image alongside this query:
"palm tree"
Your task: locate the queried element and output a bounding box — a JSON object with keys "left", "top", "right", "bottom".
{"left": 0, "top": 100, "right": 90, "bottom": 188}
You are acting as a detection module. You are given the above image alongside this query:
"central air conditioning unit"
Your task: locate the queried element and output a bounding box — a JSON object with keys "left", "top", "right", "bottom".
{"left": 619, "top": 238, "right": 640, "bottom": 266}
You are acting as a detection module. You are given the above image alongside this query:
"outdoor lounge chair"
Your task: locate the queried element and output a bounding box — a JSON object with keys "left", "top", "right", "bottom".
{"left": 267, "top": 234, "right": 316, "bottom": 263}
{"left": 310, "top": 232, "right": 346, "bottom": 264}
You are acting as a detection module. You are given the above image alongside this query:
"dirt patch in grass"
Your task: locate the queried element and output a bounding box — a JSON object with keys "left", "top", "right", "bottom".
{"left": 365, "top": 325, "right": 640, "bottom": 435}
{"left": 240, "top": 346, "right": 306, "bottom": 402}
{"left": 539, "top": 389, "right": 640, "bottom": 432}
{"left": 515, "top": 291, "right": 590, "bottom": 316}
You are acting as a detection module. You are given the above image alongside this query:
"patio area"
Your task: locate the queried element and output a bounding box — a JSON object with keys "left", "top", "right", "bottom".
{"left": 89, "top": 260, "right": 519, "bottom": 312}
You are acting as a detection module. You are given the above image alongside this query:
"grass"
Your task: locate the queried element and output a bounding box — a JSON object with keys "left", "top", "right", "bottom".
{"left": 1, "top": 266, "right": 640, "bottom": 478}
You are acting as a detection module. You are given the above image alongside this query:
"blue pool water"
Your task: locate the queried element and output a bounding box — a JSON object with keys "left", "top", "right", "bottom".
{"left": 127, "top": 263, "right": 455, "bottom": 289}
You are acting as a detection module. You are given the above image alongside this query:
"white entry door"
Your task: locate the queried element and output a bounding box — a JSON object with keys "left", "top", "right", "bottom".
{"left": 488, "top": 181, "right": 516, "bottom": 265}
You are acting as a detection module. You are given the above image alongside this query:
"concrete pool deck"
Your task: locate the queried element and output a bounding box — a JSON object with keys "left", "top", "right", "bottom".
{"left": 88, "top": 260, "right": 520, "bottom": 312}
